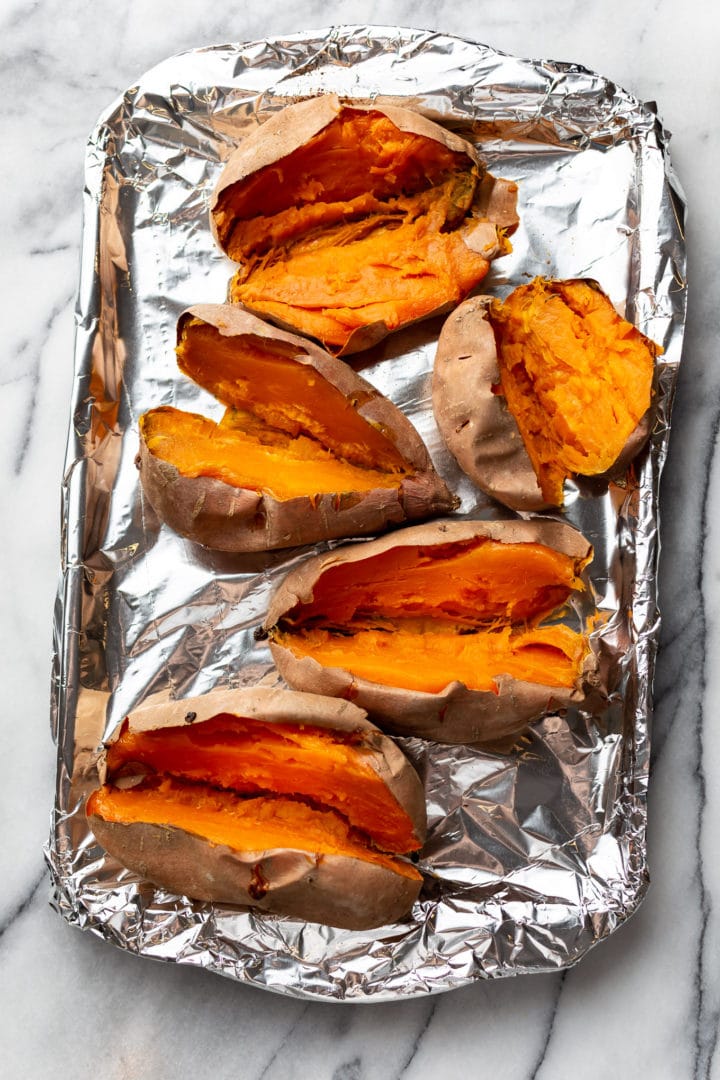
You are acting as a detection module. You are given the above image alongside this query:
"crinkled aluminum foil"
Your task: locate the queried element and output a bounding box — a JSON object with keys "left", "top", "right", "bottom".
{"left": 46, "top": 25, "right": 687, "bottom": 1001}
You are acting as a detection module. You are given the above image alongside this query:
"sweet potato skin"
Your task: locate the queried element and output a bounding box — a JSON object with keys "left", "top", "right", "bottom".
{"left": 137, "top": 305, "right": 455, "bottom": 551}
{"left": 264, "top": 656, "right": 596, "bottom": 745}
{"left": 433, "top": 296, "right": 548, "bottom": 512}
{"left": 138, "top": 438, "right": 440, "bottom": 553}
{"left": 88, "top": 816, "right": 422, "bottom": 931}
{"left": 87, "top": 687, "right": 426, "bottom": 930}
{"left": 210, "top": 95, "right": 519, "bottom": 355}
{"left": 265, "top": 519, "right": 603, "bottom": 745}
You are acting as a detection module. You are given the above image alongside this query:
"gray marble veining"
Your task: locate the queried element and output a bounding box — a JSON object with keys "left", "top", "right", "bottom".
{"left": 2, "top": 1, "right": 719, "bottom": 1077}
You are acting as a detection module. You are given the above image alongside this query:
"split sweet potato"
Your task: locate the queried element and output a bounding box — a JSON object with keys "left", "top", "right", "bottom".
{"left": 265, "top": 519, "right": 603, "bottom": 744}
{"left": 138, "top": 304, "right": 455, "bottom": 551}
{"left": 86, "top": 687, "right": 426, "bottom": 930}
{"left": 433, "top": 279, "right": 659, "bottom": 510}
{"left": 211, "top": 95, "right": 518, "bottom": 355}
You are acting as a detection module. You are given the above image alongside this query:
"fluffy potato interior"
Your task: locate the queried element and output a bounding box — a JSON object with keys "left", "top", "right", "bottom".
{"left": 228, "top": 210, "right": 494, "bottom": 350}
{"left": 216, "top": 109, "right": 475, "bottom": 255}
{"left": 272, "top": 537, "right": 590, "bottom": 694}
{"left": 490, "top": 279, "right": 657, "bottom": 505}
{"left": 104, "top": 713, "right": 420, "bottom": 853}
{"left": 141, "top": 320, "right": 412, "bottom": 499}
{"left": 141, "top": 409, "right": 406, "bottom": 500}
{"left": 88, "top": 779, "right": 420, "bottom": 880}
{"left": 215, "top": 109, "right": 501, "bottom": 350}
{"left": 278, "top": 623, "right": 585, "bottom": 694}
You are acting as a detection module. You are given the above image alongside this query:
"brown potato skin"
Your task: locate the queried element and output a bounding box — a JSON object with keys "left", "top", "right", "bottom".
{"left": 265, "top": 519, "right": 603, "bottom": 745}
{"left": 266, "top": 651, "right": 598, "bottom": 746}
{"left": 138, "top": 305, "right": 456, "bottom": 552}
{"left": 210, "top": 95, "right": 519, "bottom": 355}
{"left": 433, "top": 296, "right": 548, "bottom": 512}
{"left": 87, "top": 687, "right": 426, "bottom": 930}
{"left": 88, "top": 817, "right": 421, "bottom": 931}
{"left": 433, "top": 287, "right": 656, "bottom": 511}
{"left": 138, "top": 440, "right": 440, "bottom": 553}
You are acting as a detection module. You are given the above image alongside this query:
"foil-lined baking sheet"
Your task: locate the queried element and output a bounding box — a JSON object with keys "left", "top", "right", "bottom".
{"left": 47, "top": 25, "right": 687, "bottom": 1001}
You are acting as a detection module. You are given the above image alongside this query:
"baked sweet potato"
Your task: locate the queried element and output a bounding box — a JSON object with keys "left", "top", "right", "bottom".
{"left": 210, "top": 94, "right": 518, "bottom": 355}
{"left": 433, "top": 279, "right": 659, "bottom": 510}
{"left": 265, "top": 519, "right": 602, "bottom": 744}
{"left": 138, "top": 304, "right": 455, "bottom": 551}
{"left": 86, "top": 687, "right": 426, "bottom": 930}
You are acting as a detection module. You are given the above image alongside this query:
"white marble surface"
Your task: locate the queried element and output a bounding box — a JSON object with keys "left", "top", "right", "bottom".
{"left": 1, "top": 1, "right": 718, "bottom": 1077}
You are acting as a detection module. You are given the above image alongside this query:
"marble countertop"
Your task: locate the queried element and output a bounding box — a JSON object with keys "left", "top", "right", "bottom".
{"left": 2, "top": 2, "right": 718, "bottom": 1077}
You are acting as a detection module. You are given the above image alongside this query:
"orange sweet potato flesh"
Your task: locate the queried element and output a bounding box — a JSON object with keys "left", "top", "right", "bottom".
{"left": 176, "top": 323, "right": 407, "bottom": 474}
{"left": 87, "top": 780, "right": 420, "bottom": 880}
{"left": 142, "top": 319, "right": 409, "bottom": 500}
{"left": 220, "top": 109, "right": 509, "bottom": 352}
{"left": 489, "top": 279, "right": 658, "bottom": 505}
{"left": 217, "top": 110, "right": 471, "bottom": 255}
{"left": 141, "top": 409, "right": 406, "bottom": 500}
{"left": 275, "top": 537, "right": 589, "bottom": 695}
{"left": 289, "top": 538, "right": 583, "bottom": 627}
{"left": 279, "top": 623, "right": 585, "bottom": 695}
{"left": 104, "top": 713, "right": 420, "bottom": 853}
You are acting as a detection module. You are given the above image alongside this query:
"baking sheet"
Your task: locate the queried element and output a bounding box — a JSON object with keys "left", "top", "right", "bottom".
{"left": 46, "top": 25, "right": 686, "bottom": 1001}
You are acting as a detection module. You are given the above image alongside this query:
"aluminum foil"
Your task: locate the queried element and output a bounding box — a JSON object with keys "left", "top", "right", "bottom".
{"left": 46, "top": 25, "right": 687, "bottom": 1001}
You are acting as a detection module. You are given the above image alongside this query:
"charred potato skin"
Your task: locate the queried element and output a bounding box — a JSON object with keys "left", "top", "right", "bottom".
{"left": 137, "top": 305, "right": 456, "bottom": 552}
{"left": 210, "top": 95, "right": 519, "bottom": 355}
{"left": 265, "top": 519, "right": 604, "bottom": 745}
{"left": 86, "top": 687, "right": 426, "bottom": 930}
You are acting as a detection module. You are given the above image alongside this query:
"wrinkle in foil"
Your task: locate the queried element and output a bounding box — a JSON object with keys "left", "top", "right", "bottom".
{"left": 47, "top": 26, "right": 686, "bottom": 1001}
